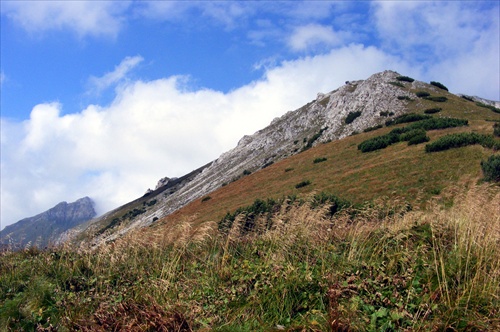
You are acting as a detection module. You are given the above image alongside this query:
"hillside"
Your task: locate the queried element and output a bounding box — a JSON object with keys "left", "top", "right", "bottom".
{"left": 69, "top": 70, "right": 500, "bottom": 248}
{"left": 1, "top": 71, "right": 499, "bottom": 331}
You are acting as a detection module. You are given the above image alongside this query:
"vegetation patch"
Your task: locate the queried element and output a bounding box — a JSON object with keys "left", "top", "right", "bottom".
{"left": 494, "top": 123, "right": 500, "bottom": 137}
{"left": 303, "top": 127, "right": 328, "bottom": 150}
{"left": 397, "top": 96, "right": 413, "bottom": 101}
{"left": 424, "top": 96, "right": 448, "bottom": 102}
{"left": 379, "top": 111, "right": 394, "bottom": 117}
{"left": 424, "top": 107, "right": 442, "bottom": 114}
{"left": 396, "top": 75, "right": 415, "bottom": 82}
{"left": 201, "top": 196, "right": 212, "bottom": 203}
{"left": 430, "top": 81, "right": 449, "bottom": 91}
{"left": 313, "top": 157, "right": 327, "bottom": 164}
{"left": 425, "top": 132, "right": 500, "bottom": 152}
{"left": 481, "top": 154, "right": 500, "bottom": 182}
{"left": 389, "top": 81, "right": 405, "bottom": 88}
{"left": 345, "top": 111, "right": 362, "bottom": 124}
{"left": 415, "top": 91, "right": 431, "bottom": 98}
{"left": 364, "top": 124, "right": 383, "bottom": 132}
{"left": 385, "top": 113, "right": 432, "bottom": 126}
{"left": 295, "top": 180, "right": 312, "bottom": 189}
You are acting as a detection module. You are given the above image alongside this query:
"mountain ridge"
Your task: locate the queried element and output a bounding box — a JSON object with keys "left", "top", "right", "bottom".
{"left": 62, "top": 70, "right": 500, "bottom": 247}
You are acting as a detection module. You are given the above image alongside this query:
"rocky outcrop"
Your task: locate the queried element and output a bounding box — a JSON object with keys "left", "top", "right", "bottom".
{"left": 0, "top": 197, "right": 96, "bottom": 249}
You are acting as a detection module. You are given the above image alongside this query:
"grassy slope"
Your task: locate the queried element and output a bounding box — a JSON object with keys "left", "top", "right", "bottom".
{"left": 160, "top": 88, "right": 499, "bottom": 230}
{"left": 1, "top": 85, "right": 499, "bottom": 331}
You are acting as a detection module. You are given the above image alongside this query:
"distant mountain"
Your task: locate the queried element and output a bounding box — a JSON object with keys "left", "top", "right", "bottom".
{"left": 0, "top": 197, "right": 96, "bottom": 249}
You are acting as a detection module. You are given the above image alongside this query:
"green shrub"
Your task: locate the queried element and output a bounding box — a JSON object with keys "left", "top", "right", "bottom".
{"left": 424, "top": 107, "right": 442, "bottom": 114}
{"left": 494, "top": 123, "right": 500, "bottom": 137}
{"left": 295, "top": 180, "right": 311, "bottom": 189}
{"left": 379, "top": 111, "right": 394, "bottom": 117}
{"left": 416, "top": 91, "right": 430, "bottom": 98}
{"left": 243, "top": 170, "right": 252, "bottom": 176}
{"left": 400, "top": 129, "right": 430, "bottom": 145}
{"left": 201, "top": 196, "right": 212, "bottom": 202}
{"left": 358, "top": 132, "right": 400, "bottom": 152}
{"left": 218, "top": 198, "right": 279, "bottom": 234}
{"left": 284, "top": 167, "right": 294, "bottom": 172}
{"left": 425, "top": 132, "right": 500, "bottom": 152}
{"left": 405, "top": 117, "right": 468, "bottom": 131}
{"left": 311, "top": 192, "right": 352, "bottom": 216}
{"left": 397, "top": 96, "right": 413, "bottom": 101}
{"left": 424, "top": 96, "right": 448, "bottom": 102}
{"left": 461, "top": 95, "right": 474, "bottom": 102}
{"left": 396, "top": 76, "right": 414, "bottom": 82}
{"left": 430, "top": 81, "right": 449, "bottom": 91}
{"left": 313, "top": 157, "right": 327, "bottom": 164}
{"left": 481, "top": 154, "right": 500, "bottom": 182}
{"left": 345, "top": 111, "right": 362, "bottom": 124}
{"left": 385, "top": 113, "right": 432, "bottom": 126}
{"left": 303, "top": 127, "right": 328, "bottom": 150}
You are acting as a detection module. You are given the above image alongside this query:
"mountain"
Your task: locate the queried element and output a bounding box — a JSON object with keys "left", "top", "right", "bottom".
{"left": 0, "top": 197, "right": 96, "bottom": 249}
{"left": 65, "top": 70, "right": 500, "bottom": 247}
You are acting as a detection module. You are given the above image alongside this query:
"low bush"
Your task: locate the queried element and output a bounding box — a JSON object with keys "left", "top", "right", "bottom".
{"left": 424, "top": 107, "right": 442, "bottom": 114}
{"left": 400, "top": 129, "right": 430, "bottom": 145}
{"left": 494, "top": 123, "right": 500, "bottom": 137}
{"left": 345, "top": 111, "right": 362, "bottom": 124}
{"left": 243, "top": 170, "right": 252, "bottom": 176}
{"left": 461, "top": 95, "right": 474, "bottom": 102}
{"left": 430, "top": 81, "right": 449, "bottom": 91}
{"left": 295, "top": 180, "right": 311, "bottom": 189}
{"left": 303, "top": 127, "right": 328, "bottom": 150}
{"left": 415, "top": 91, "right": 430, "bottom": 98}
{"left": 358, "top": 132, "right": 400, "bottom": 152}
{"left": 425, "top": 132, "right": 500, "bottom": 152}
{"left": 379, "top": 111, "right": 394, "bottom": 117}
{"left": 397, "top": 96, "right": 413, "bottom": 101}
{"left": 405, "top": 117, "right": 468, "bottom": 131}
{"left": 201, "top": 196, "right": 211, "bottom": 202}
{"left": 396, "top": 75, "right": 414, "bottom": 82}
{"left": 481, "top": 154, "right": 500, "bottom": 182}
{"left": 385, "top": 113, "right": 432, "bottom": 126}
{"left": 313, "top": 157, "right": 327, "bottom": 164}
{"left": 424, "top": 96, "right": 448, "bottom": 102}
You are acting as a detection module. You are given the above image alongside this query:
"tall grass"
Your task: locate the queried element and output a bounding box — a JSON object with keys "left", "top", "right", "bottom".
{"left": 1, "top": 185, "right": 499, "bottom": 331}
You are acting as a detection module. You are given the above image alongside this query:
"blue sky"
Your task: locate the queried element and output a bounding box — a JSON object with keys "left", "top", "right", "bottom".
{"left": 1, "top": 1, "right": 499, "bottom": 230}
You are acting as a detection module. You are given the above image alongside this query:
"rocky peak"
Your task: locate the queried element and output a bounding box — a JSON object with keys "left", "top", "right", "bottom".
{"left": 1, "top": 197, "right": 96, "bottom": 249}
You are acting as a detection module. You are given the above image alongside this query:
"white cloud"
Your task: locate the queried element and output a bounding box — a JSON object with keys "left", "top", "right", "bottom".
{"left": 1, "top": 46, "right": 414, "bottom": 230}
{"left": 288, "top": 24, "right": 347, "bottom": 52}
{"left": 87, "top": 55, "right": 144, "bottom": 94}
{"left": 1, "top": 1, "right": 130, "bottom": 38}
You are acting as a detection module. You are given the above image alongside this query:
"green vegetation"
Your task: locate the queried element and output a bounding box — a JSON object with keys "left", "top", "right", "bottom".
{"left": 303, "top": 127, "right": 328, "bottom": 150}
{"left": 385, "top": 113, "right": 432, "bottom": 126}
{"left": 430, "top": 81, "right": 449, "bottom": 91}
{"left": 494, "top": 123, "right": 500, "bottom": 137}
{"left": 379, "top": 111, "right": 394, "bottom": 117}
{"left": 425, "top": 132, "right": 500, "bottom": 152}
{"left": 396, "top": 75, "right": 414, "bottom": 82}
{"left": 201, "top": 196, "right": 212, "bottom": 202}
{"left": 345, "top": 111, "right": 362, "bottom": 124}
{"left": 424, "top": 107, "right": 442, "bottom": 114}
{"left": 481, "top": 154, "right": 500, "bottom": 182}
{"left": 416, "top": 91, "right": 431, "bottom": 98}
{"left": 243, "top": 170, "right": 252, "bottom": 176}
{"left": 1, "top": 186, "right": 498, "bottom": 331}
{"left": 360, "top": 117, "right": 468, "bottom": 153}
{"left": 313, "top": 157, "right": 327, "bottom": 164}
{"left": 295, "top": 180, "right": 311, "bottom": 189}
{"left": 424, "top": 96, "right": 448, "bottom": 102}
{"left": 397, "top": 96, "right": 413, "bottom": 101}
{"left": 476, "top": 102, "right": 500, "bottom": 114}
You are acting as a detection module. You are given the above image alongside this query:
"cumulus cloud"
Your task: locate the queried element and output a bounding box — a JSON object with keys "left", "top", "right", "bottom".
{"left": 372, "top": 1, "right": 499, "bottom": 99}
{"left": 288, "top": 24, "right": 348, "bottom": 52}
{"left": 1, "top": 1, "right": 130, "bottom": 38}
{"left": 0, "top": 47, "right": 414, "bottom": 229}
{"left": 87, "top": 55, "right": 144, "bottom": 95}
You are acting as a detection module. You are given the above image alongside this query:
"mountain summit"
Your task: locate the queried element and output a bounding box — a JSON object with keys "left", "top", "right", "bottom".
{"left": 0, "top": 197, "right": 96, "bottom": 249}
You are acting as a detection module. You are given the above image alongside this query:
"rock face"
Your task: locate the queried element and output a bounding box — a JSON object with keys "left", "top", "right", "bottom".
{"left": 75, "top": 70, "right": 425, "bottom": 245}
{"left": 0, "top": 197, "right": 96, "bottom": 249}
